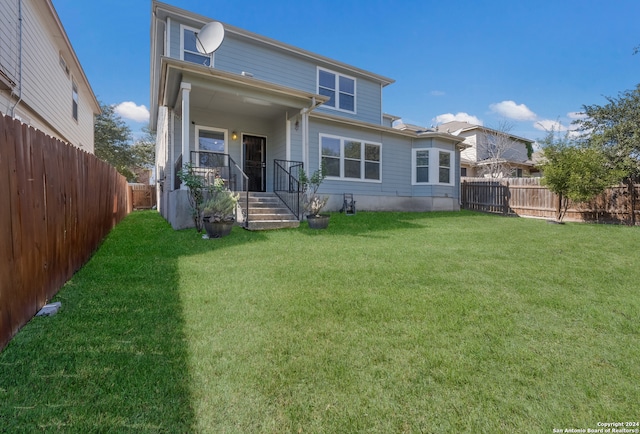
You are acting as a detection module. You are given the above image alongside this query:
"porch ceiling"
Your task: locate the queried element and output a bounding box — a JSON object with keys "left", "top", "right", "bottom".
{"left": 160, "top": 57, "right": 327, "bottom": 120}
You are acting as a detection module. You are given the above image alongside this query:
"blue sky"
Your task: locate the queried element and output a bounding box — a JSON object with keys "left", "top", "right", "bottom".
{"left": 53, "top": 0, "right": 639, "bottom": 142}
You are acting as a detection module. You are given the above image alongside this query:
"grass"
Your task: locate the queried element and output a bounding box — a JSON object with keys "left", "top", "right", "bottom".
{"left": 1, "top": 210, "right": 638, "bottom": 433}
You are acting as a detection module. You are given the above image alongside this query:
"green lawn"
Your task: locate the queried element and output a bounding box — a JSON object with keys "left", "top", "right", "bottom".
{"left": 1, "top": 211, "right": 638, "bottom": 433}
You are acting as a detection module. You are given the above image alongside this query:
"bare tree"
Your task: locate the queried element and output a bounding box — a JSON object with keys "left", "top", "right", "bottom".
{"left": 476, "top": 121, "right": 521, "bottom": 178}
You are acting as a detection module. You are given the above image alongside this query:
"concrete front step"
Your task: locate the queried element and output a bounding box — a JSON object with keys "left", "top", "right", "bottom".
{"left": 246, "top": 220, "right": 300, "bottom": 230}
{"left": 243, "top": 192, "right": 300, "bottom": 230}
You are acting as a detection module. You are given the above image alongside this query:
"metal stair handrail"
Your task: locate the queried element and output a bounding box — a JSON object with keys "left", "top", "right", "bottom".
{"left": 273, "top": 159, "right": 303, "bottom": 219}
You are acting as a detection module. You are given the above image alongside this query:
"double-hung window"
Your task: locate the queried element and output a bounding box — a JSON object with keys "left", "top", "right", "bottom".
{"left": 320, "top": 135, "right": 381, "bottom": 181}
{"left": 181, "top": 25, "right": 212, "bottom": 66}
{"left": 318, "top": 68, "right": 356, "bottom": 113}
{"left": 195, "top": 126, "right": 226, "bottom": 167}
{"left": 72, "top": 80, "right": 78, "bottom": 121}
{"left": 412, "top": 149, "right": 454, "bottom": 185}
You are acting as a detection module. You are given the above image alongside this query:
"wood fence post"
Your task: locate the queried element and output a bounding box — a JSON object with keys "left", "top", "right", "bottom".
{"left": 461, "top": 181, "right": 466, "bottom": 210}
{"left": 503, "top": 181, "right": 509, "bottom": 215}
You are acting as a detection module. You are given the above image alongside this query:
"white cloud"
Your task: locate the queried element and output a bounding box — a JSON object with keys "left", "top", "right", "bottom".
{"left": 489, "top": 100, "right": 537, "bottom": 121}
{"left": 114, "top": 101, "right": 150, "bottom": 123}
{"left": 534, "top": 119, "right": 568, "bottom": 132}
{"left": 433, "top": 112, "right": 483, "bottom": 126}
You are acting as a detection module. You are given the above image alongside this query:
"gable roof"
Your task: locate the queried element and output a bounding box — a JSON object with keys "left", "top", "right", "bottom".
{"left": 435, "top": 121, "right": 534, "bottom": 144}
{"left": 151, "top": 1, "right": 395, "bottom": 87}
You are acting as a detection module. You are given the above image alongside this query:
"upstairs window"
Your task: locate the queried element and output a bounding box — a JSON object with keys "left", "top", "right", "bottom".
{"left": 181, "top": 25, "right": 212, "bottom": 66}
{"left": 318, "top": 68, "right": 355, "bottom": 113}
{"left": 320, "top": 135, "right": 380, "bottom": 181}
{"left": 59, "top": 53, "right": 69, "bottom": 77}
{"left": 72, "top": 81, "right": 78, "bottom": 121}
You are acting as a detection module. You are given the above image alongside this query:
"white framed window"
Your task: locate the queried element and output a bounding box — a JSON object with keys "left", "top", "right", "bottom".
{"left": 438, "top": 151, "right": 451, "bottom": 184}
{"left": 180, "top": 24, "right": 212, "bottom": 67}
{"left": 320, "top": 134, "right": 381, "bottom": 182}
{"left": 195, "top": 126, "right": 227, "bottom": 167}
{"left": 412, "top": 148, "right": 455, "bottom": 185}
{"left": 72, "top": 80, "right": 78, "bottom": 121}
{"left": 59, "top": 53, "right": 69, "bottom": 77}
{"left": 317, "top": 68, "right": 356, "bottom": 113}
{"left": 414, "top": 149, "right": 430, "bottom": 184}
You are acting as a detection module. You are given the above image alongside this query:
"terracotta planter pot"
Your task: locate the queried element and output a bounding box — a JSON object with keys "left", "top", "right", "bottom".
{"left": 203, "top": 220, "right": 234, "bottom": 238}
{"left": 307, "top": 214, "right": 330, "bottom": 229}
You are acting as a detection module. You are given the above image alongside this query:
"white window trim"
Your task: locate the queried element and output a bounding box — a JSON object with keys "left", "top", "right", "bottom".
{"left": 317, "top": 67, "right": 357, "bottom": 114}
{"left": 319, "top": 133, "right": 381, "bottom": 183}
{"left": 412, "top": 148, "right": 455, "bottom": 186}
{"left": 195, "top": 126, "right": 227, "bottom": 156}
{"left": 180, "top": 24, "right": 213, "bottom": 67}
{"left": 71, "top": 79, "right": 78, "bottom": 122}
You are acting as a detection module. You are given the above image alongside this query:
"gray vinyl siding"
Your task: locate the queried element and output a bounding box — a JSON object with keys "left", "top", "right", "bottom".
{"left": 167, "top": 21, "right": 384, "bottom": 125}
{"left": 411, "top": 138, "right": 460, "bottom": 200}
{"left": 309, "top": 119, "right": 411, "bottom": 198}
{"left": 168, "top": 19, "right": 180, "bottom": 59}
{"left": 171, "top": 113, "right": 182, "bottom": 171}
{"left": 288, "top": 123, "right": 304, "bottom": 162}
{"left": 0, "top": 0, "right": 95, "bottom": 151}
{"left": 215, "top": 35, "right": 312, "bottom": 93}
{"left": 313, "top": 78, "right": 382, "bottom": 125}
{"left": 0, "top": 3, "right": 19, "bottom": 88}
{"left": 309, "top": 118, "right": 460, "bottom": 201}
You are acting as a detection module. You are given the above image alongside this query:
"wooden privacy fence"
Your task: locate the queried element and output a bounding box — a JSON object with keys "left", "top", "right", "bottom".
{"left": 0, "top": 115, "right": 130, "bottom": 351}
{"left": 129, "top": 183, "right": 156, "bottom": 210}
{"left": 462, "top": 177, "right": 640, "bottom": 224}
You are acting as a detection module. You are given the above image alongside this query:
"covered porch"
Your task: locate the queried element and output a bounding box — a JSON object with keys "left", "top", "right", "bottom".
{"left": 155, "top": 58, "right": 327, "bottom": 229}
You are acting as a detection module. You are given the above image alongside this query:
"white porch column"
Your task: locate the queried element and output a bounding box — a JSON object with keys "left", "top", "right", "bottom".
{"left": 302, "top": 111, "right": 309, "bottom": 169}
{"left": 285, "top": 116, "right": 291, "bottom": 161}
{"left": 180, "top": 82, "right": 191, "bottom": 190}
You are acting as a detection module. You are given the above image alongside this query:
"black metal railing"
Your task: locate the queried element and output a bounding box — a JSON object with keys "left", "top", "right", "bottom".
{"left": 190, "top": 151, "right": 250, "bottom": 227}
{"left": 274, "top": 159, "right": 303, "bottom": 219}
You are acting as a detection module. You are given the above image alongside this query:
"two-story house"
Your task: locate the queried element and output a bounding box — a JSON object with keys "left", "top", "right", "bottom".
{"left": 150, "top": 1, "right": 466, "bottom": 230}
{"left": 0, "top": 0, "right": 100, "bottom": 152}
{"left": 435, "top": 121, "right": 536, "bottom": 178}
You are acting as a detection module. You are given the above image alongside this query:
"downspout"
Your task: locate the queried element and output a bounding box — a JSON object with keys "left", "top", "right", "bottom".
{"left": 9, "top": 0, "right": 23, "bottom": 117}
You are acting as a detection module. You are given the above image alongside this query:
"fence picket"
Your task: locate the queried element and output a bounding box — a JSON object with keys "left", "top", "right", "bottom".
{"left": 461, "top": 177, "right": 639, "bottom": 224}
{"left": 0, "top": 115, "right": 129, "bottom": 351}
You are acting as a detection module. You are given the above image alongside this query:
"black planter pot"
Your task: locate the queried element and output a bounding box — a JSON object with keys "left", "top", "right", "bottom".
{"left": 203, "top": 220, "right": 234, "bottom": 238}
{"left": 307, "top": 214, "right": 330, "bottom": 229}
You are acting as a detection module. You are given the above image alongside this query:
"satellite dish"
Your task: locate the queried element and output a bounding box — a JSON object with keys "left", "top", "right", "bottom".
{"left": 196, "top": 21, "right": 225, "bottom": 55}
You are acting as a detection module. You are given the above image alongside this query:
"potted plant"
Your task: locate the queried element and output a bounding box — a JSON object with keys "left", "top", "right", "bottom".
{"left": 299, "top": 165, "right": 330, "bottom": 229}
{"left": 202, "top": 177, "right": 239, "bottom": 238}
{"left": 177, "top": 163, "right": 207, "bottom": 232}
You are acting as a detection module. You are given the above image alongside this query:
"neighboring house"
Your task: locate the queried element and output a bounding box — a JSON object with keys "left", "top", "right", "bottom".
{"left": 0, "top": 0, "right": 100, "bottom": 152}
{"left": 150, "top": 1, "right": 466, "bottom": 230}
{"left": 435, "top": 121, "right": 537, "bottom": 178}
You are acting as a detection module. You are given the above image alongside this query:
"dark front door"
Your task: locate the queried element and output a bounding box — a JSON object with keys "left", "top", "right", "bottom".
{"left": 243, "top": 135, "right": 266, "bottom": 192}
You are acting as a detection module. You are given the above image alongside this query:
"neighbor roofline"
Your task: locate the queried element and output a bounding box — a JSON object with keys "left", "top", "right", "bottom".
{"left": 446, "top": 122, "right": 534, "bottom": 144}
{"left": 311, "top": 111, "right": 468, "bottom": 148}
